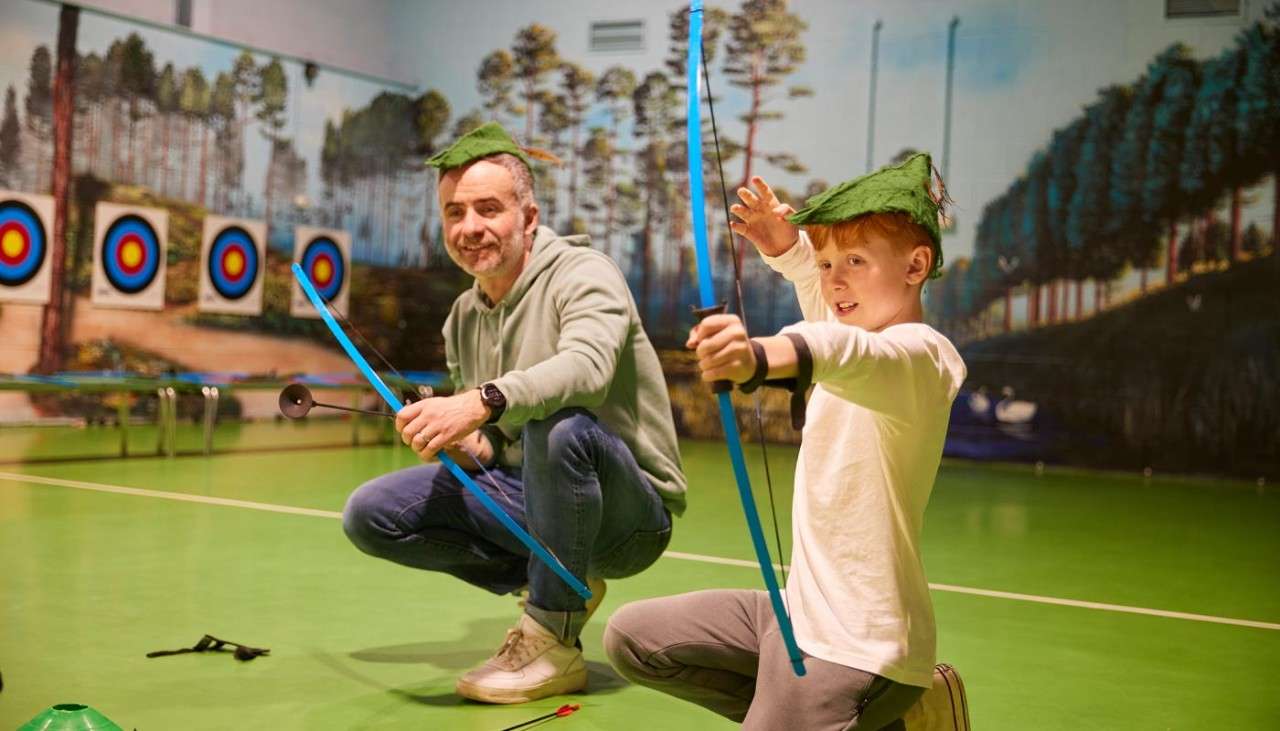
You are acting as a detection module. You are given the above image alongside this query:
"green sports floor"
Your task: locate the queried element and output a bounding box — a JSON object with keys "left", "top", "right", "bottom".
{"left": 1, "top": 423, "right": 1278, "bottom": 730}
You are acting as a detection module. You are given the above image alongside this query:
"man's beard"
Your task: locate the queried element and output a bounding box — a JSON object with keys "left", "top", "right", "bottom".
{"left": 451, "top": 222, "right": 525, "bottom": 278}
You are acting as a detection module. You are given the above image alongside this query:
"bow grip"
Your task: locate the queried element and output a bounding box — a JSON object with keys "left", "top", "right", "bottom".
{"left": 400, "top": 386, "right": 430, "bottom": 405}
{"left": 691, "top": 302, "right": 732, "bottom": 394}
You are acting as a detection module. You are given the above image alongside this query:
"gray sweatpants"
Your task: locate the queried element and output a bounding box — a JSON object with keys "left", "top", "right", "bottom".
{"left": 604, "top": 590, "right": 925, "bottom": 730}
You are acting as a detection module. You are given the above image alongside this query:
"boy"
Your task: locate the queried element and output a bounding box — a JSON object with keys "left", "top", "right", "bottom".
{"left": 604, "top": 153, "right": 966, "bottom": 729}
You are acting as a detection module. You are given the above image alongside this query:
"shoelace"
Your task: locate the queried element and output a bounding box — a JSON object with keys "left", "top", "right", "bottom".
{"left": 492, "top": 624, "right": 556, "bottom": 670}
{"left": 492, "top": 628, "right": 533, "bottom": 669}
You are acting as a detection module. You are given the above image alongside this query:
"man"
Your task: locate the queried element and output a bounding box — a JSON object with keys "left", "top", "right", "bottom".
{"left": 342, "top": 122, "right": 686, "bottom": 704}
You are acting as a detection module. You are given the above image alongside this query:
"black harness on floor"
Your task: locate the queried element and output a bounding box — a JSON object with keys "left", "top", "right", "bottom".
{"left": 146, "top": 634, "right": 269, "bottom": 661}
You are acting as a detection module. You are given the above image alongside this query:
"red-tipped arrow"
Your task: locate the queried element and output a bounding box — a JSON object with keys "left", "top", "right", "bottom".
{"left": 499, "top": 703, "right": 581, "bottom": 731}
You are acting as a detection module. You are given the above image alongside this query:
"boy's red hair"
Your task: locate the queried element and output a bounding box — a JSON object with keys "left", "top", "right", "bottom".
{"left": 806, "top": 211, "right": 934, "bottom": 255}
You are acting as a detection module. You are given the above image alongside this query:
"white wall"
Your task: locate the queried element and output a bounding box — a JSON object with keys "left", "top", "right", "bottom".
{"left": 387, "top": 0, "right": 677, "bottom": 95}
{"left": 71, "top": 0, "right": 407, "bottom": 87}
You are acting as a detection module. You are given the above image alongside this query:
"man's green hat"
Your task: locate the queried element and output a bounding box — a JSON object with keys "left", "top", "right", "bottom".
{"left": 425, "top": 122, "right": 532, "bottom": 173}
{"left": 788, "top": 152, "right": 946, "bottom": 277}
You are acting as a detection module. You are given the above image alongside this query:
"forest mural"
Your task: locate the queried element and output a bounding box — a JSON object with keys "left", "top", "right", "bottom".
{"left": 927, "top": 5, "right": 1280, "bottom": 477}
{"left": 0, "top": 0, "right": 1276, "bottom": 477}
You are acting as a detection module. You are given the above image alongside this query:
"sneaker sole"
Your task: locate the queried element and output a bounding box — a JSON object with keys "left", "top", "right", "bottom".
{"left": 455, "top": 668, "right": 588, "bottom": 705}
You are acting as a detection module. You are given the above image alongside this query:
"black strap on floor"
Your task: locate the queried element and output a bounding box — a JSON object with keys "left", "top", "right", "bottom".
{"left": 147, "top": 634, "right": 269, "bottom": 661}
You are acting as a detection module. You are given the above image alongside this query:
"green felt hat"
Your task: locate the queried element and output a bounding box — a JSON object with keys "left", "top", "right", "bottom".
{"left": 788, "top": 152, "right": 945, "bottom": 277}
{"left": 425, "top": 122, "right": 532, "bottom": 173}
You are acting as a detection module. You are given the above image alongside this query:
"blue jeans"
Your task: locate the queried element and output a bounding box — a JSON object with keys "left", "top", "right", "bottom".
{"left": 343, "top": 408, "right": 673, "bottom": 642}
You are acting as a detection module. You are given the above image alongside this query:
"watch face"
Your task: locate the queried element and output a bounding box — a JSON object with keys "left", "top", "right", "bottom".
{"left": 483, "top": 384, "right": 506, "bottom": 407}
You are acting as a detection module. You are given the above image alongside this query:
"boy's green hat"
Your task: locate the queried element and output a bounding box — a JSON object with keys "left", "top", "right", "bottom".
{"left": 425, "top": 122, "right": 532, "bottom": 173}
{"left": 788, "top": 152, "right": 945, "bottom": 277}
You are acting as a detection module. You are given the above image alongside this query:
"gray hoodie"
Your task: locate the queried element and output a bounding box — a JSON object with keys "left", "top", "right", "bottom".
{"left": 443, "top": 226, "right": 687, "bottom": 515}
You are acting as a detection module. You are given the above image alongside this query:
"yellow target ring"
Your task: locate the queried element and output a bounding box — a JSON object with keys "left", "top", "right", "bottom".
{"left": 313, "top": 258, "right": 333, "bottom": 284}
{"left": 224, "top": 249, "right": 245, "bottom": 278}
{"left": 121, "top": 240, "right": 143, "bottom": 269}
{"left": 2, "top": 229, "right": 24, "bottom": 258}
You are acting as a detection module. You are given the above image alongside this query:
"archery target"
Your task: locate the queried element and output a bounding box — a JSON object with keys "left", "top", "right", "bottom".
{"left": 198, "top": 216, "right": 265, "bottom": 315}
{"left": 92, "top": 202, "right": 167, "bottom": 310}
{"left": 290, "top": 226, "right": 351, "bottom": 319}
{"left": 0, "top": 190, "right": 54, "bottom": 304}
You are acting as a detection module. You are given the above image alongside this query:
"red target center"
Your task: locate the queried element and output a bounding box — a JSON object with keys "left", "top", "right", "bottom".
{"left": 0, "top": 221, "right": 31, "bottom": 266}
{"left": 220, "top": 244, "right": 248, "bottom": 282}
{"left": 116, "top": 233, "right": 148, "bottom": 275}
{"left": 311, "top": 253, "right": 335, "bottom": 287}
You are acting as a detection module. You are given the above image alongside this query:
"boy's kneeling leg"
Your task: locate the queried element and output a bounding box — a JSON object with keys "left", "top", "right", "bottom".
{"left": 605, "top": 591, "right": 762, "bottom": 722}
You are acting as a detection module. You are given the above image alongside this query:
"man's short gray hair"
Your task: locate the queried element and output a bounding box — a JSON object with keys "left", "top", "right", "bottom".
{"left": 488, "top": 153, "right": 536, "bottom": 209}
{"left": 437, "top": 152, "right": 535, "bottom": 210}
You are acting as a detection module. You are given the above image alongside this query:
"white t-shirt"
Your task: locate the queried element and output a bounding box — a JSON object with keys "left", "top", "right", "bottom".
{"left": 763, "top": 232, "right": 966, "bottom": 688}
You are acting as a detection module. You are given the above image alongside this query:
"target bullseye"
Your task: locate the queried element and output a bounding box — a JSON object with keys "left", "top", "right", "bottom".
{"left": 0, "top": 199, "right": 46, "bottom": 287}
{"left": 224, "top": 249, "right": 245, "bottom": 278}
{"left": 301, "top": 236, "right": 345, "bottom": 301}
{"left": 118, "top": 235, "right": 145, "bottom": 273}
{"left": 101, "top": 214, "right": 161, "bottom": 294}
{"left": 198, "top": 216, "right": 264, "bottom": 315}
{"left": 290, "top": 226, "right": 350, "bottom": 319}
{"left": 206, "top": 224, "right": 260, "bottom": 301}
{"left": 313, "top": 256, "right": 333, "bottom": 285}
{"left": 2, "top": 227, "right": 28, "bottom": 260}
{"left": 91, "top": 202, "right": 167, "bottom": 310}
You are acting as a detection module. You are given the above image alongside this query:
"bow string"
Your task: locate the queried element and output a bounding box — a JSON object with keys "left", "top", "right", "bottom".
{"left": 686, "top": 0, "right": 805, "bottom": 677}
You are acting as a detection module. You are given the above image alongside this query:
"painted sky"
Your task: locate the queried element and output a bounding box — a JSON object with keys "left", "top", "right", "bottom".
{"left": 391, "top": 0, "right": 1274, "bottom": 276}
{"left": 0, "top": 0, "right": 1273, "bottom": 282}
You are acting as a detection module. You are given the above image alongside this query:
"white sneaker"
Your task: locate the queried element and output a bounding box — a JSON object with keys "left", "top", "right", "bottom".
{"left": 455, "top": 613, "right": 588, "bottom": 704}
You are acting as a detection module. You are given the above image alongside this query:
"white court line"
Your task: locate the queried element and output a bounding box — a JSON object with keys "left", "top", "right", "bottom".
{"left": 663, "top": 550, "right": 763, "bottom": 569}
{"left": 4, "top": 470, "right": 1279, "bottom": 633}
{"left": 0, "top": 471, "right": 343, "bottom": 519}
{"left": 924, "top": 583, "right": 1280, "bottom": 632}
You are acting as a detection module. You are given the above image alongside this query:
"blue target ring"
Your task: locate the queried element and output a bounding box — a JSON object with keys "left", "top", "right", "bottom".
{"left": 207, "top": 225, "right": 259, "bottom": 300}
{"left": 0, "top": 199, "right": 47, "bottom": 287}
{"left": 301, "top": 236, "right": 345, "bottom": 301}
{"left": 101, "top": 214, "right": 161, "bottom": 294}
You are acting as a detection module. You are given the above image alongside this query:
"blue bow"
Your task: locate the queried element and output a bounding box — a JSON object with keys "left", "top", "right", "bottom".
{"left": 686, "top": 1, "right": 805, "bottom": 676}
{"left": 291, "top": 262, "right": 591, "bottom": 601}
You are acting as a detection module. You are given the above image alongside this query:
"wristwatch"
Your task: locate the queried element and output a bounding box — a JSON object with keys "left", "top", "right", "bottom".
{"left": 479, "top": 382, "right": 507, "bottom": 424}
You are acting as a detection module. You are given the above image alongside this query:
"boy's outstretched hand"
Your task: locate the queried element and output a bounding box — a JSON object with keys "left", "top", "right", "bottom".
{"left": 730, "top": 176, "right": 800, "bottom": 257}
{"left": 687, "top": 314, "right": 756, "bottom": 384}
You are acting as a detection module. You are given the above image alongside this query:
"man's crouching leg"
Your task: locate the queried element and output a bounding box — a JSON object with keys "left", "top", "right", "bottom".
{"left": 342, "top": 463, "right": 529, "bottom": 594}
{"left": 457, "top": 408, "right": 668, "bottom": 704}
